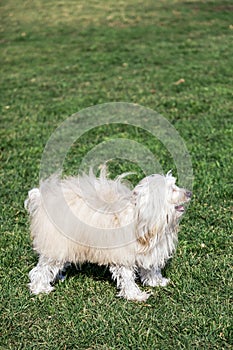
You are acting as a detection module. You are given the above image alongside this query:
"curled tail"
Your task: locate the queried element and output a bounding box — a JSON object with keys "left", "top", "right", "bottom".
{"left": 24, "top": 188, "right": 41, "bottom": 216}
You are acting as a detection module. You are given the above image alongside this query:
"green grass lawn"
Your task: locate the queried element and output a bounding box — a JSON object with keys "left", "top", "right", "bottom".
{"left": 0, "top": 0, "right": 232, "bottom": 349}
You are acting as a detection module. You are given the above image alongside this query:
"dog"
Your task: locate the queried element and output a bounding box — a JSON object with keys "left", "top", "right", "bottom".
{"left": 25, "top": 167, "right": 192, "bottom": 301}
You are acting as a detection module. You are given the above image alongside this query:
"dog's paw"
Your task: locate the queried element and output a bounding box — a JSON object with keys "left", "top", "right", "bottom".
{"left": 117, "top": 288, "right": 152, "bottom": 302}
{"left": 29, "top": 282, "right": 54, "bottom": 295}
{"left": 158, "top": 277, "right": 170, "bottom": 287}
{"left": 144, "top": 277, "right": 170, "bottom": 287}
{"left": 130, "top": 291, "right": 151, "bottom": 302}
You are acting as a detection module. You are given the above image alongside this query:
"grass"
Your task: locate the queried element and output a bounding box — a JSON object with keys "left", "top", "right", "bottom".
{"left": 0, "top": 0, "right": 232, "bottom": 349}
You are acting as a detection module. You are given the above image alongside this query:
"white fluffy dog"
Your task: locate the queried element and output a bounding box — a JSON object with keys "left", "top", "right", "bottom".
{"left": 25, "top": 167, "right": 191, "bottom": 301}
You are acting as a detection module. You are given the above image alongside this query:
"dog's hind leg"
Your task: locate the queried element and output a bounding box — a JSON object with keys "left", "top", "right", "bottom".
{"left": 29, "top": 255, "right": 65, "bottom": 295}
{"left": 139, "top": 267, "right": 170, "bottom": 287}
{"left": 110, "top": 265, "right": 151, "bottom": 302}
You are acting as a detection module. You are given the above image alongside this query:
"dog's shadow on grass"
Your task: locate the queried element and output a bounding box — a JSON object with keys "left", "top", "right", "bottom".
{"left": 62, "top": 261, "right": 172, "bottom": 287}
{"left": 64, "top": 263, "right": 113, "bottom": 285}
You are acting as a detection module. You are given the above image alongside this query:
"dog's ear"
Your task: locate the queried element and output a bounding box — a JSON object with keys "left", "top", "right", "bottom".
{"left": 136, "top": 226, "right": 159, "bottom": 249}
{"left": 133, "top": 176, "right": 170, "bottom": 251}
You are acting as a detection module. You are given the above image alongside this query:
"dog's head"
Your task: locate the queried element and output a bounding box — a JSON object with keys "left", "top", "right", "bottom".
{"left": 133, "top": 172, "right": 192, "bottom": 241}
{"left": 164, "top": 172, "right": 192, "bottom": 216}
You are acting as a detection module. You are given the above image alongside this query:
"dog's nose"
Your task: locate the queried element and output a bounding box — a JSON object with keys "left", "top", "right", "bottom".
{"left": 186, "top": 191, "right": 192, "bottom": 198}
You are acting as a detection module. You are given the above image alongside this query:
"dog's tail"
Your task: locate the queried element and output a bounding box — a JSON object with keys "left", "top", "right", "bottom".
{"left": 24, "top": 188, "right": 41, "bottom": 216}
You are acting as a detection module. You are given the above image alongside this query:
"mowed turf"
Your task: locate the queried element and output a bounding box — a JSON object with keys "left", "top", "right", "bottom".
{"left": 0, "top": 0, "right": 232, "bottom": 349}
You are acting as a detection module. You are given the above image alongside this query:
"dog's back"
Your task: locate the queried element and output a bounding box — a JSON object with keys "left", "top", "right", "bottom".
{"left": 25, "top": 171, "right": 137, "bottom": 265}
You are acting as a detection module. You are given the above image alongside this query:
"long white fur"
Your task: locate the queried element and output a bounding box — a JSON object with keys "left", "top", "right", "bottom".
{"left": 26, "top": 167, "right": 191, "bottom": 301}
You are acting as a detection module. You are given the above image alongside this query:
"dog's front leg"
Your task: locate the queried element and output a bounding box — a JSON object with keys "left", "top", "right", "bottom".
{"left": 139, "top": 267, "right": 170, "bottom": 287}
{"left": 109, "top": 265, "right": 150, "bottom": 302}
{"left": 29, "top": 255, "right": 65, "bottom": 295}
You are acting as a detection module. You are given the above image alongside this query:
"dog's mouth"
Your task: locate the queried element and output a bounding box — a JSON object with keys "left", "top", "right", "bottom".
{"left": 175, "top": 205, "right": 185, "bottom": 213}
